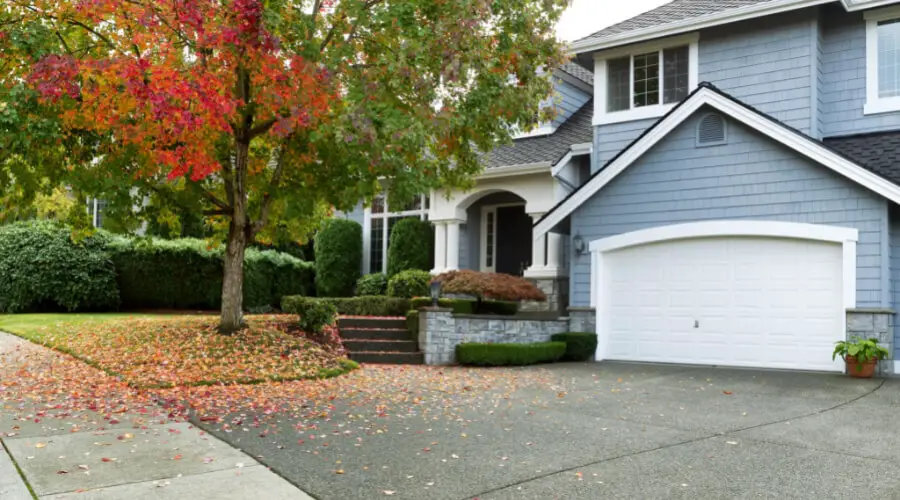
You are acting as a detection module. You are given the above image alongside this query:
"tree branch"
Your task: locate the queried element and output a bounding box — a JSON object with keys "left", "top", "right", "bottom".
{"left": 251, "top": 147, "right": 287, "bottom": 237}
{"left": 247, "top": 117, "right": 277, "bottom": 139}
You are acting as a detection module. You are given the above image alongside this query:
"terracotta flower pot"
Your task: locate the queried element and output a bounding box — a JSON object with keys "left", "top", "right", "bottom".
{"left": 845, "top": 356, "right": 878, "bottom": 378}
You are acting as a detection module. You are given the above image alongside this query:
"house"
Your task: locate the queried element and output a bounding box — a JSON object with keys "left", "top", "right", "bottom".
{"left": 350, "top": 0, "right": 900, "bottom": 374}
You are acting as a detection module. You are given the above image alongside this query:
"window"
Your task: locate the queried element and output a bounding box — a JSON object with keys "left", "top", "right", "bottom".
{"left": 594, "top": 33, "right": 698, "bottom": 125}
{"left": 366, "top": 193, "right": 429, "bottom": 273}
{"left": 865, "top": 7, "right": 900, "bottom": 114}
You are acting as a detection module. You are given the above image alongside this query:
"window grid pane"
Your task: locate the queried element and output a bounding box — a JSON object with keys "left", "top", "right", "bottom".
{"left": 606, "top": 57, "right": 631, "bottom": 112}
{"left": 370, "top": 218, "right": 384, "bottom": 273}
{"left": 663, "top": 46, "right": 690, "bottom": 104}
{"left": 632, "top": 52, "right": 660, "bottom": 108}
{"left": 485, "top": 211, "right": 495, "bottom": 267}
{"left": 879, "top": 20, "right": 900, "bottom": 98}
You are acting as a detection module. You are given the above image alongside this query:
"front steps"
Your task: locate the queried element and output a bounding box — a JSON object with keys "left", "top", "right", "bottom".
{"left": 338, "top": 317, "right": 423, "bottom": 365}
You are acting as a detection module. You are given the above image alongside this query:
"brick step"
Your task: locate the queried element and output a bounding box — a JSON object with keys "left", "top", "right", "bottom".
{"left": 340, "top": 328, "right": 410, "bottom": 341}
{"left": 349, "top": 351, "right": 425, "bottom": 365}
{"left": 343, "top": 339, "right": 418, "bottom": 353}
{"left": 338, "top": 317, "right": 406, "bottom": 330}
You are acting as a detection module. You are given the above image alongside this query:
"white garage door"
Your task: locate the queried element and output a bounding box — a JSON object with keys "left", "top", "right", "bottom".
{"left": 601, "top": 236, "right": 844, "bottom": 371}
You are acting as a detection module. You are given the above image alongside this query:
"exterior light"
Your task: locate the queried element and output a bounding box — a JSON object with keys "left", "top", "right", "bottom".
{"left": 430, "top": 280, "right": 442, "bottom": 307}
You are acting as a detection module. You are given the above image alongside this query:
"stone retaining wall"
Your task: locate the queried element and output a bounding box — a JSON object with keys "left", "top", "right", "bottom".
{"left": 846, "top": 308, "right": 895, "bottom": 375}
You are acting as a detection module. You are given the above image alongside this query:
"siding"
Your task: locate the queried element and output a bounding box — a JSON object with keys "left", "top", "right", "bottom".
{"left": 891, "top": 206, "right": 900, "bottom": 359}
{"left": 553, "top": 79, "right": 591, "bottom": 129}
{"left": 820, "top": 5, "right": 900, "bottom": 135}
{"left": 593, "top": 118, "right": 657, "bottom": 172}
{"left": 570, "top": 109, "right": 888, "bottom": 308}
{"left": 816, "top": 15, "right": 826, "bottom": 139}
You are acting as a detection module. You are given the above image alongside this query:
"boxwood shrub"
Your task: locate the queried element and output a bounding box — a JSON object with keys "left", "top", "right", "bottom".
{"left": 0, "top": 221, "right": 119, "bottom": 312}
{"left": 550, "top": 332, "right": 599, "bottom": 362}
{"left": 283, "top": 295, "right": 410, "bottom": 317}
{"left": 386, "top": 218, "right": 432, "bottom": 276}
{"left": 356, "top": 273, "right": 388, "bottom": 296}
{"left": 456, "top": 341, "right": 566, "bottom": 366}
{"left": 281, "top": 296, "right": 337, "bottom": 333}
{"left": 387, "top": 269, "right": 431, "bottom": 298}
{"left": 406, "top": 309, "right": 419, "bottom": 342}
{"left": 314, "top": 218, "right": 362, "bottom": 297}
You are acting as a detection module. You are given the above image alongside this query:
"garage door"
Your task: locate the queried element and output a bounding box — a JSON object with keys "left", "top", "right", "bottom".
{"left": 601, "top": 236, "right": 845, "bottom": 371}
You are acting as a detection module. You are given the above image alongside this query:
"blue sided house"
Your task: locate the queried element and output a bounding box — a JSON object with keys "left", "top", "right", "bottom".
{"left": 341, "top": 0, "right": 900, "bottom": 373}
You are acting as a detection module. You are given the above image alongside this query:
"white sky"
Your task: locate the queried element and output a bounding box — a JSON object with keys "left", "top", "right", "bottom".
{"left": 556, "top": 0, "right": 671, "bottom": 42}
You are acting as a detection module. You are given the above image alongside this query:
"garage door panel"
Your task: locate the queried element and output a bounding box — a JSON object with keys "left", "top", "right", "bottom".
{"left": 601, "top": 235, "right": 844, "bottom": 372}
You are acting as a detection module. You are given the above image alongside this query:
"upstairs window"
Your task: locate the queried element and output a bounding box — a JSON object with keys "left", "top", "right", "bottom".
{"left": 594, "top": 34, "right": 698, "bottom": 125}
{"left": 865, "top": 7, "right": 900, "bottom": 114}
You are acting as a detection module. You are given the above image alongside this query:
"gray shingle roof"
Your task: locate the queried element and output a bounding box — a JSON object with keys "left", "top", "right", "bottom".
{"left": 557, "top": 61, "right": 593, "bottom": 86}
{"left": 824, "top": 132, "right": 900, "bottom": 186}
{"left": 577, "top": 0, "right": 779, "bottom": 43}
{"left": 484, "top": 100, "right": 593, "bottom": 168}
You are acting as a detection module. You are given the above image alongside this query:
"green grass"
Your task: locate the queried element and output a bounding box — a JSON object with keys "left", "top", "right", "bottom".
{"left": 0, "top": 313, "right": 169, "bottom": 341}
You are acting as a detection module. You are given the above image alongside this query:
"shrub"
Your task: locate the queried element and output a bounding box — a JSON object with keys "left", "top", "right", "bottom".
{"left": 456, "top": 342, "right": 566, "bottom": 366}
{"left": 283, "top": 295, "right": 410, "bottom": 317}
{"left": 281, "top": 296, "right": 338, "bottom": 333}
{"left": 0, "top": 221, "right": 119, "bottom": 312}
{"left": 406, "top": 310, "right": 419, "bottom": 342}
{"left": 387, "top": 269, "right": 431, "bottom": 298}
{"left": 433, "top": 270, "right": 545, "bottom": 302}
{"left": 477, "top": 300, "right": 519, "bottom": 315}
{"left": 409, "top": 297, "right": 476, "bottom": 314}
{"left": 386, "top": 218, "right": 432, "bottom": 276}
{"left": 108, "top": 238, "right": 313, "bottom": 310}
{"left": 356, "top": 273, "right": 388, "bottom": 296}
{"left": 315, "top": 218, "right": 362, "bottom": 297}
{"left": 551, "top": 332, "right": 599, "bottom": 362}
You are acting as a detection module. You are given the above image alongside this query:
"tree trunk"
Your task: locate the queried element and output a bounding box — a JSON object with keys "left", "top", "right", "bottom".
{"left": 219, "top": 140, "right": 250, "bottom": 334}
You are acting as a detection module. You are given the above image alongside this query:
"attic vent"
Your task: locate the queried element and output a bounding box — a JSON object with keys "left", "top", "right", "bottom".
{"left": 697, "top": 113, "right": 727, "bottom": 146}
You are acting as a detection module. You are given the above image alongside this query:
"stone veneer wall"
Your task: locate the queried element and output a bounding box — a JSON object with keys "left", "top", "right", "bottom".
{"left": 846, "top": 309, "right": 895, "bottom": 376}
{"left": 418, "top": 308, "right": 569, "bottom": 365}
{"left": 521, "top": 278, "right": 570, "bottom": 313}
{"left": 567, "top": 307, "right": 595, "bottom": 334}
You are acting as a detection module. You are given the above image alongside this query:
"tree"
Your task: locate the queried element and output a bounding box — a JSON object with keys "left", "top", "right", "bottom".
{"left": 8, "top": 0, "right": 567, "bottom": 332}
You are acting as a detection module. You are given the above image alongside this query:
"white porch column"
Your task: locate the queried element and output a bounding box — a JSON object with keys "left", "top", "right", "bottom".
{"left": 546, "top": 232, "right": 563, "bottom": 273}
{"left": 446, "top": 221, "right": 460, "bottom": 271}
{"left": 432, "top": 221, "right": 447, "bottom": 274}
{"left": 527, "top": 213, "right": 546, "bottom": 274}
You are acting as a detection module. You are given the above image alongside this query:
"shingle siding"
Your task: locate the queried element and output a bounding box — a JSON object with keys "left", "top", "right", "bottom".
{"left": 890, "top": 206, "right": 900, "bottom": 360}
{"left": 571, "top": 109, "right": 887, "bottom": 307}
{"left": 553, "top": 80, "right": 591, "bottom": 129}
{"left": 820, "top": 5, "right": 900, "bottom": 136}
{"left": 593, "top": 118, "right": 657, "bottom": 172}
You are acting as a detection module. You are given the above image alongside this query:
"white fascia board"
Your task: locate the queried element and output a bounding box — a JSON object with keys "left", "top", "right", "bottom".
{"left": 478, "top": 162, "right": 552, "bottom": 180}
{"left": 845, "top": 0, "right": 900, "bottom": 12}
{"left": 550, "top": 144, "right": 593, "bottom": 177}
{"left": 569, "top": 0, "right": 833, "bottom": 55}
{"left": 533, "top": 86, "right": 900, "bottom": 236}
{"left": 570, "top": 142, "right": 593, "bottom": 155}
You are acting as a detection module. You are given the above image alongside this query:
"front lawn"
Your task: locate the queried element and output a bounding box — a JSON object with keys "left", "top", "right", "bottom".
{"left": 0, "top": 314, "right": 356, "bottom": 388}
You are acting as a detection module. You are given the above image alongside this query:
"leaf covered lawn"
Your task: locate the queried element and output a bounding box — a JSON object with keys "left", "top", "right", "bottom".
{"left": 3, "top": 315, "right": 355, "bottom": 388}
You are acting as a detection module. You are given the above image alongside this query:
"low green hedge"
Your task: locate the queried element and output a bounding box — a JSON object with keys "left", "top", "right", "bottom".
{"left": 283, "top": 296, "right": 338, "bottom": 333}
{"left": 283, "top": 295, "right": 410, "bottom": 317}
{"left": 550, "top": 332, "right": 598, "bottom": 362}
{"left": 387, "top": 269, "right": 431, "bottom": 298}
{"left": 456, "top": 341, "right": 567, "bottom": 366}
{"left": 406, "top": 310, "right": 419, "bottom": 342}
{"left": 356, "top": 273, "right": 388, "bottom": 296}
{"left": 408, "top": 297, "right": 517, "bottom": 315}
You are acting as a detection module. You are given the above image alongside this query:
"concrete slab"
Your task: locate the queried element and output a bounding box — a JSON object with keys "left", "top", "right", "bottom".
{"left": 44, "top": 465, "right": 307, "bottom": 500}
{"left": 4, "top": 422, "right": 256, "bottom": 496}
{"left": 0, "top": 442, "right": 33, "bottom": 500}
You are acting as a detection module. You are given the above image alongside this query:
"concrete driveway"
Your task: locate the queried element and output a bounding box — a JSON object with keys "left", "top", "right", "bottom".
{"left": 202, "top": 362, "right": 900, "bottom": 499}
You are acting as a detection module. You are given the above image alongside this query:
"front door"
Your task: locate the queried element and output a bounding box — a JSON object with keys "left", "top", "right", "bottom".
{"left": 495, "top": 205, "right": 532, "bottom": 276}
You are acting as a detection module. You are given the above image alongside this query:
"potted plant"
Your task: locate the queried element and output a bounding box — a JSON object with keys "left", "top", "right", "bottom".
{"left": 832, "top": 337, "right": 890, "bottom": 378}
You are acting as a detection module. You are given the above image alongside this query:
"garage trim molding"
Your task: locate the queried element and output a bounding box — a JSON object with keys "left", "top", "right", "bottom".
{"left": 588, "top": 220, "right": 859, "bottom": 361}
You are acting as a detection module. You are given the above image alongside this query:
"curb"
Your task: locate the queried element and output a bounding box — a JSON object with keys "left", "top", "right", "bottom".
{"left": 0, "top": 439, "right": 35, "bottom": 500}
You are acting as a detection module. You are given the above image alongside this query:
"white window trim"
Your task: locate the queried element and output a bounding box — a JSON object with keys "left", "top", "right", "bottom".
{"left": 366, "top": 194, "right": 429, "bottom": 274}
{"left": 864, "top": 6, "right": 900, "bottom": 115}
{"left": 479, "top": 202, "right": 526, "bottom": 272}
{"left": 593, "top": 33, "right": 699, "bottom": 126}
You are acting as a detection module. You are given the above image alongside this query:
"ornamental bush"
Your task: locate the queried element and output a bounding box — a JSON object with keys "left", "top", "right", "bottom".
{"left": 281, "top": 296, "right": 338, "bottom": 334}
{"left": 0, "top": 221, "right": 119, "bottom": 312}
{"left": 386, "top": 218, "right": 432, "bottom": 276}
{"left": 387, "top": 269, "right": 431, "bottom": 298}
{"left": 314, "top": 219, "right": 362, "bottom": 297}
{"left": 283, "top": 295, "right": 410, "bottom": 317}
{"left": 550, "top": 332, "right": 599, "bottom": 362}
{"left": 356, "top": 273, "right": 388, "bottom": 296}
{"left": 456, "top": 342, "right": 566, "bottom": 366}
{"left": 433, "top": 270, "right": 545, "bottom": 302}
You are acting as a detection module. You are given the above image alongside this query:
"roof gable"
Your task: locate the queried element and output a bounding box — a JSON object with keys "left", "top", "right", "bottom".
{"left": 534, "top": 83, "right": 900, "bottom": 236}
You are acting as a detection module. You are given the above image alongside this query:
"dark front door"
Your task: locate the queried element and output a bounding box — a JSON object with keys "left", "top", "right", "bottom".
{"left": 495, "top": 205, "right": 532, "bottom": 276}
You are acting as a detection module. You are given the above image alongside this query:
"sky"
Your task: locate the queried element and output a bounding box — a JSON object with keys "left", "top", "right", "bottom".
{"left": 556, "top": 0, "right": 672, "bottom": 42}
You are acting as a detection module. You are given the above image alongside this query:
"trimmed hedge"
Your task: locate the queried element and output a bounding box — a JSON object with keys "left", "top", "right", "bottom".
{"left": 551, "top": 332, "right": 599, "bottom": 362}
{"left": 386, "top": 218, "right": 432, "bottom": 276}
{"left": 356, "top": 273, "right": 388, "bottom": 296}
{"left": 0, "top": 221, "right": 119, "bottom": 312}
{"left": 315, "top": 218, "right": 362, "bottom": 297}
{"left": 281, "top": 296, "right": 337, "bottom": 333}
{"left": 283, "top": 295, "right": 410, "bottom": 317}
{"left": 408, "top": 297, "right": 516, "bottom": 315}
{"left": 406, "top": 310, "right": 419, "bottom": 342}
{"left": 456, "top": 342, "right": 567, "bottom": 366}
{"left": 108, "top": 238, "right": 314, "bottom": 310}
{"left": 387, "top": 269, "right": 431, "bottom": 298}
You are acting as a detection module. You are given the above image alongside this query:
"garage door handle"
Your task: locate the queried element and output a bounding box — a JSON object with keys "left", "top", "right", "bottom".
{"left": 694, "top": 320, "right": 699, "bottom": 328}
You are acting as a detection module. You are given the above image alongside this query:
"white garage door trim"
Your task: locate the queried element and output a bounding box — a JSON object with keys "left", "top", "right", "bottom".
{"left": 588, "top": 220, "right": 859, "bottom": 363}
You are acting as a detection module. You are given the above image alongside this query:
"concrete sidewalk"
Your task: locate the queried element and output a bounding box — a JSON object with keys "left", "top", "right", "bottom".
{"left": 0, "top": 332, "right": 313, "bottom": 500}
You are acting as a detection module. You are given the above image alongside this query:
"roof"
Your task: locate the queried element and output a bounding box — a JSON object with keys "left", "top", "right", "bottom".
{"left": 483, "top": 99, "right": 593, "bottom": 169}
{"left": 825, "top": 132, "right": 900, "bottom": 186}
{"left": 578, "top": 0, "right": 779, "bottom": 43}
{"left": 557, "top": 61, "right": 593, "bottom": 86}
{"left": 533, "top": 83, "right": 900, "bottom": 236}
